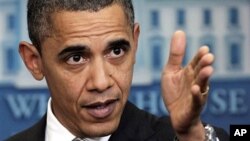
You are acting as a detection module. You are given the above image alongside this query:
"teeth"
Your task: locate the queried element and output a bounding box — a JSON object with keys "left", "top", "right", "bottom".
{"left": 96, "top": 105, "right": 106, "bottom": 109}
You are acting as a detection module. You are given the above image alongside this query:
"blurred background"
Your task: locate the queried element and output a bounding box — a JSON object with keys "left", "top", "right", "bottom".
{"left": 0, "top": 0, "right": 250, "bottom": 140}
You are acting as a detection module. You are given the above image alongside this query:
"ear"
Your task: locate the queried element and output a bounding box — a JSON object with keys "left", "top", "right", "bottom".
{"left": 19, "top": 41, "right": 44, "bottom": 80}
{"left": 133, "top": 23, "right": 140, "bottom": 64}
{"left": 133, "top": 23, "right": 140, "bottom": 50}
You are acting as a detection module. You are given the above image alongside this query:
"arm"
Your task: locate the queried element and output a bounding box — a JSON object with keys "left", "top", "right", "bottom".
{"left": 161, "top": 31, "right": 214, "bottom": 141}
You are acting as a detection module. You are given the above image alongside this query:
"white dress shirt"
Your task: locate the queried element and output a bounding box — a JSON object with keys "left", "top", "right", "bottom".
{"left": 45, "top": 98, "right": 111, "bottom": 141}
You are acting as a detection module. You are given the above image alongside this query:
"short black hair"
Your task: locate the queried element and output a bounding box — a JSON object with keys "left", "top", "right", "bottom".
{"left": 27, "top": 0, "right": 135, "bottom": 53}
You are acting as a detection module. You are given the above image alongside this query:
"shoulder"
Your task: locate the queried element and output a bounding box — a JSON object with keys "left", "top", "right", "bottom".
{"left": 128, "top": 103, "right": 174, "bottom": 134}
{"left": 5, "top": 115, "right": 46, "bottom": 141}
{"left": 109, "top": 101, "right": 175, "bottom": 140}
{"left": 114, "top": 102, "right": 229, "bottom": 141}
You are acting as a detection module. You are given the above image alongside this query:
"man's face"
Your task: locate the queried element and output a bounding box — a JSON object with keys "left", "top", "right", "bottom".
{"left": 37, "top": 5, "right": 139, "bottom": 137}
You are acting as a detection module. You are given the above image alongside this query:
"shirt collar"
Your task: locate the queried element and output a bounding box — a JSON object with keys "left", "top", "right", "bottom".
{"left": 45, "top": 98, "right": 111, "bottom": 141}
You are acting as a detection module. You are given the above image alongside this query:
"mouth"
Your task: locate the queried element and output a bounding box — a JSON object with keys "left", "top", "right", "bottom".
{"left": 82, "top": 99, "right": 119, "bottom": 119}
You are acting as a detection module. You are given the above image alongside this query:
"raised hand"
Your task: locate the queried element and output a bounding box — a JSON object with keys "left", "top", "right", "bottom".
{"left": 161, "top": 31, "right": 214, "bottom": 140}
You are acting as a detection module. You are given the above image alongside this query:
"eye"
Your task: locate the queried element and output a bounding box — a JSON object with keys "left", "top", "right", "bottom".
{"left": 66, "top": 54, "right": 87, "bottom": 65}
{"left": 107, "top": 47, "right": 125, "bottom": 59}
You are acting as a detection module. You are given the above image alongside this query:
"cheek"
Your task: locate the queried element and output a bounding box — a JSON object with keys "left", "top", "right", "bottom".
{"left": 112, "top": 59, "right": 134, "bottom": 96}
{"left": 44, "top": 65, "right": 85, "bottom": 102}
{"left": 45, "top": 70, "right": 86, "bottom": 119}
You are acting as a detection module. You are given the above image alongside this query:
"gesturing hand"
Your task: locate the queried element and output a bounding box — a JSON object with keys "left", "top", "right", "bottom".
{"left": 161, "top": 31, "right": 214, "bottom": 140}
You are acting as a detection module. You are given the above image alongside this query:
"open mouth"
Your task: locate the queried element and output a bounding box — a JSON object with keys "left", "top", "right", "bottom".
{"left": 83, "top": 99, "right": 119, "bottom": 119}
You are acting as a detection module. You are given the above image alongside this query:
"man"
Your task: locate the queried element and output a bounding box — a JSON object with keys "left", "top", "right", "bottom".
{"left": 6, "top": 0, "right": 228, "bottom": 141}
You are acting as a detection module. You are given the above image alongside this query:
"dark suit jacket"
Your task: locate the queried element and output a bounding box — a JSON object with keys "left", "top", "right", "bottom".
{"left": 6, "top": 101, "right": 229, "bottom": 141}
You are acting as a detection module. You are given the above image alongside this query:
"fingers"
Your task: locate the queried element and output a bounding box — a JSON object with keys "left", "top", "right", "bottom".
{"left": 190, "top": 46, "right": 210, "bottom": 69}
{"left": 165, "top": 30, "right": 214, "bottom": 95}
{"left": 164, "top": 30, "right": 186, "bottom": 73}
{"left": 191, "top": 46, "right": 214, "bottom": 93}
{"left": 188, "top": 54, "right": 213, "bottom": 120}
{"left": 195, "top": 62, "right": 214, "bottom": 92}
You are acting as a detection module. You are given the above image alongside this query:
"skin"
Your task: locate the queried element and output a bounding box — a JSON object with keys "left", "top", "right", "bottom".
{"left": 162, "top": 31, "right": 214, "bottom": 140}
{"left": 20, "top": 4, "right": 139, "bottom": 138}
{"left": 19, "top": 4, "right": 214, "bottom": 141}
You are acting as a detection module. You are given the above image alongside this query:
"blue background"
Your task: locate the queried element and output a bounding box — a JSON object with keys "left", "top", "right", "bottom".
{"left": 1, "top": 0, "right": 250, "bottom": 140}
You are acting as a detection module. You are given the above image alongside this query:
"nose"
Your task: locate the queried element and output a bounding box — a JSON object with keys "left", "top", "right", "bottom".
{"left": 86, "top": 57, "right": 113, "bottom": 93}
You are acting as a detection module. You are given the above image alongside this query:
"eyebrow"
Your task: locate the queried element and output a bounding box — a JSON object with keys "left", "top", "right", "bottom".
{"left": 58, "top": 45, "right": 90, "bottom": 57}
{"left": 57, "top": 39, "right": 131, "bottom": 58}
{"left": 107, "top": 39, "right": 131, "bottom": 50}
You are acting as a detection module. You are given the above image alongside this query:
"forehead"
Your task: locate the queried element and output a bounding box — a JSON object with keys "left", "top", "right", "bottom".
{"left": 50, "top": 4, "right": 130, "bottom": 37}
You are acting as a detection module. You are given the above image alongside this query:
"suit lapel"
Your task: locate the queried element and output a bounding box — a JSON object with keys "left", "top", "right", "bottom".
{"left": 27, "top": 114, "right": 47, "bottom": 141}
{"left": 6, "top": 114, "right": 46, "bottom": 141}
{"left": 109, "top": 102, "right": 156, "bottom": 141}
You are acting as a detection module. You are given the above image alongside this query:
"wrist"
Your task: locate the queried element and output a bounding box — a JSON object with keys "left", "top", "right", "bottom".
{"left": 174, "top": 124, "right": 219, "bottom": 141}
{"left": 176, "top": 122, "right": 205, "bottom": 141}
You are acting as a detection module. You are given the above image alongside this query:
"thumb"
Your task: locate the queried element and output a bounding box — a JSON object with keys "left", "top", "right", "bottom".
{"left": 164, "top": 30, "right": 186, "bottom": 73}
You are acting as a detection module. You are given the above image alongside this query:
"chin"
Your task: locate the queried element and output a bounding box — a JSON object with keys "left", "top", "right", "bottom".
{"left": 82, "top": 122, "right": 118, "bottom": 138}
